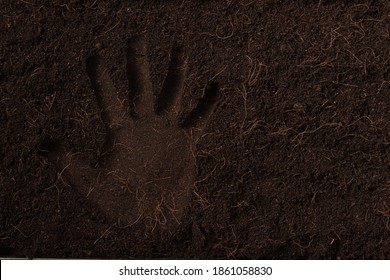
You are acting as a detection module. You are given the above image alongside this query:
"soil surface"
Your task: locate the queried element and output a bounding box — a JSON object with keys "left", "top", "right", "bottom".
{"left": 1, "top": 0, "right": 390, "bottom": 259}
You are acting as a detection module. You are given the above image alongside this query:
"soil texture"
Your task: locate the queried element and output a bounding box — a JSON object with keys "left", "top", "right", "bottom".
{"left": 1, "top": 0, "right": 390, "bottom": 259}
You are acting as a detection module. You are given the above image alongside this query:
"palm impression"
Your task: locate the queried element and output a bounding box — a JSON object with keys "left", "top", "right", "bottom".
{"left": 45, "top": 35, "right": 219, "bottom": 233}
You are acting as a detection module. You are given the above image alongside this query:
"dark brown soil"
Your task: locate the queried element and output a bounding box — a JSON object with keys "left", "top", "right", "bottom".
{"left": 1, "top": 0, "right": 390, "bottom": 259}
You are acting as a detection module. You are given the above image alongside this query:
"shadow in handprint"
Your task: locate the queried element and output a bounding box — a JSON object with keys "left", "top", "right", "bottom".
{"left": 41, "top": 35, "right": 219, "bottom": 235}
